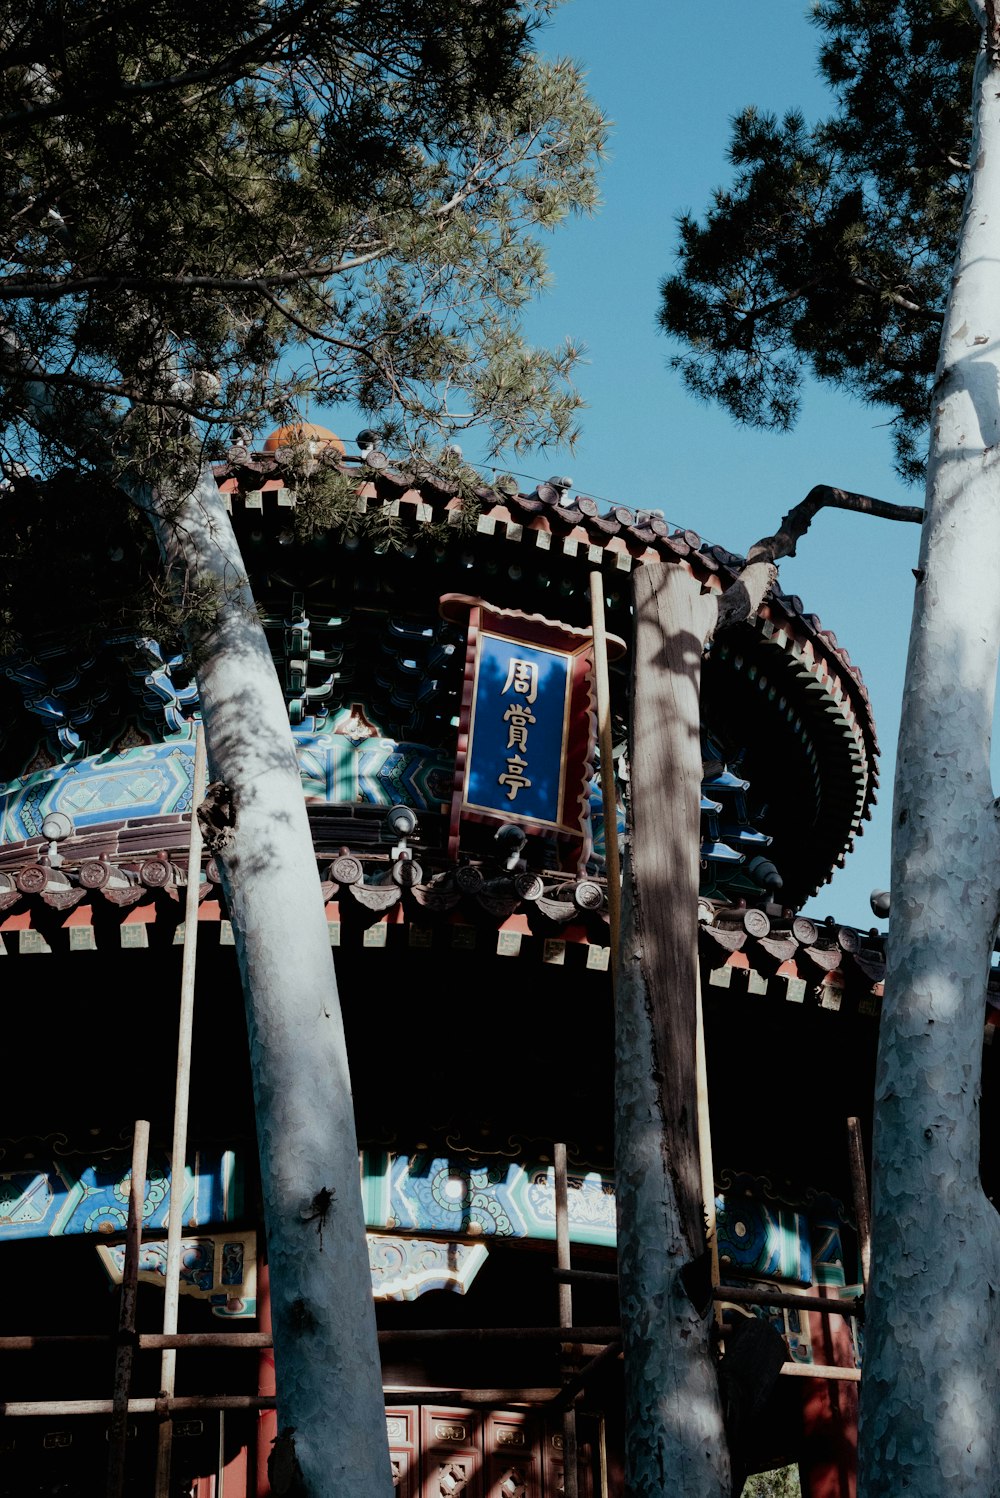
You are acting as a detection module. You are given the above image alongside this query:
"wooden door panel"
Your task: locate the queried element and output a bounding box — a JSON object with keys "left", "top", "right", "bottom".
{"left": 387, "top": 1406, "right": 419, "bottom": 1498}
{"left": 485, "top": 1410, "right": 541, "bottom": 1498}
{"left": 421, "top": 1406, "right": 483, "bottom": 1498}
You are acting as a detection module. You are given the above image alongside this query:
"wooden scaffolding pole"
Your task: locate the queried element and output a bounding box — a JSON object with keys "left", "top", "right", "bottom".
{"left": 554, "top": 1142, "right": 579, "bottom": 1498}
{"left": 0, "top": 1325, "right": 623, "bottom": 1354}
{"left": 106, "top": 1120, "right": 150, "bottom": 1498}
{"left": 155, "top": 723, "right": 207, "bottom": 1498}
{"left": 589, "top": 571, "right": 620, "bottom": 976}
{"left": 847, "top": 1116, "right": 872, "bottom": 1291}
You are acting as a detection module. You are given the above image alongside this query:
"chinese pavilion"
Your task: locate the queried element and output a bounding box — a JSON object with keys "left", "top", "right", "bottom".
{"left": 0, "top": 426, "right": 927, "bottom": 1497}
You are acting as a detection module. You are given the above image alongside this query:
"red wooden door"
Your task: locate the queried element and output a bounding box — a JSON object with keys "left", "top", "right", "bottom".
{"left": 484, "top": 1410, "right": 541, "bottom": 1498}
{"left": 421, "top": 1406, "right": 483, "bottom": 1497}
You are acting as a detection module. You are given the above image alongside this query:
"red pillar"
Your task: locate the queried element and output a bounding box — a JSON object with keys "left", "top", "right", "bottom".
{"left": 798, "top": 1285, "right": 858, "bottom": 1498}
{"left": 257, "top": 1260, "right": 277, "bottom": 1497}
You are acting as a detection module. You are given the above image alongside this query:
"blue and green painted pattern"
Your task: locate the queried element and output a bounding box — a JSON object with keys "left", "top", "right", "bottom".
{"left": 0, "top": 710, "right": 455, "bottom": 843}
{"left": 363, "top": 1153, "right": 853, "bottom": 1294}
{"left": 0, "top": 1147, "right": 241, "bottom": 1240}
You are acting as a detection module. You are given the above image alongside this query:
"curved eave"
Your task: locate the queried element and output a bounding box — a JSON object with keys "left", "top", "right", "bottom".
{"left": 214, "top": 452, "right": 879, "bottom": 889}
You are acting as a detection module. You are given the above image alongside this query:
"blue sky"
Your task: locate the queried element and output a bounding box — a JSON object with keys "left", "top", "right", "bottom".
{"left": 516, "top": 0, "right": 922, "bottom": 930}
{"left": 327, "top": 2, "right": 929, "bottom": 928}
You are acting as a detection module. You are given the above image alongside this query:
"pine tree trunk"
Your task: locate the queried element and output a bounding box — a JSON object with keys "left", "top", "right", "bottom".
{"left": 858, "top": 25, "right": 1000, "bottom": 1497}
{"left": 616, "top": 562, "right": 731, "bottom": 1496}
{"left": 135, "top": 467, "right": 393, "bottom": 1497}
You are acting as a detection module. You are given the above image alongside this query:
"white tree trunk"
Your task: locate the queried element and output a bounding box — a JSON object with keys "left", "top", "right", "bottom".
{"left": 133, "top": 467, "right": 393, "bottom": 1497}
{"left": 858, "top": 24, "right": 1000, "bottom": 1497}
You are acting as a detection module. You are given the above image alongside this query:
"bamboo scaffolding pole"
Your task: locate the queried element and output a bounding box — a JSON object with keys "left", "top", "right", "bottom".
{"left": 378, "top": 1326, "right": 621, "bottom": 1344}
{"left": 155, "top": 723, "right": 207, "bottom": 1498}
{"left": 383, "top": 1388, "right": 562, "bottom": 1406}
{"left": 2, "top": 1361, "right": 860, "bottom": 1423}
{"left": 6, "top": 1389, "right": 583, "bottom": 1419}
{"left": 553, "top": 1267, "right": 616, "bottom": 1285}
{"left": 144, "top": 1331, "right": 273, "bottom": 1350}
{"left": 554, "top": 1273, "right": 865, "bottom": 1323}
{"left": 713, "top": 1286, "right": 864, "bottom": 1321}
{"left": 596, "top": 1415, "right": 609, "bottom": 1498}
{"left": 4, "top": 1396, "right": 278, "bottom": 1418}
{"left": 0, "top": 1332, "right": 272, "bottom": 1352}
{"left": 549, "top": 1339, "right": 622, "bottom": 1412}
{"left": 0, "top": 1325, "right": 623, "bottom": 1353}
{"left": 107, "top": 1120, "right": 149, "bottom": 1498}
{"left": 0, "top": 1336, "right": 112, "bottom": 1350}
{"left": 554, "top": 1142, "right": 579, "bottom": 1498}
{"left": 588, "top": 571, "right": 620, "bottom": 976}
{"left": 778, "top": 1363, "right": 860, "bottom": 1383}
{"left": 847, "top": 1115, "right": 872, "bottom": 1291}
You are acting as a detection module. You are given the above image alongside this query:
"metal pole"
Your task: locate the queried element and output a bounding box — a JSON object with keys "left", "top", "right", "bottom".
{"left": 155, "top": 723, "right": 207, "bottom": 1498}
{"left": 554, "top": 1142, "right": 579, "bottom": 1498}
{"left": 588, "top": 570, "right": 621, "bottom": 980}
{"left": 107, "top": 1119, "right": 150, "bottom": 1498}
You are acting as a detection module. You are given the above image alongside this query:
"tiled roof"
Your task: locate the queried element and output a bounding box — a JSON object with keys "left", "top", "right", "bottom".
{"left": 212, "top": 445, "right": 877, "bottom": 752}
{"left": 213, "top": 443, "right": 879, "bottom": 883}
{"left": 0, "top": 441, "right": 880, "bottom": 906}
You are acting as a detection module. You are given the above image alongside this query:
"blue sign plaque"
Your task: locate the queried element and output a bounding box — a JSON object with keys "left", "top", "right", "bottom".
{"left": 465, "top": 633, "right": 572, "bottom": 827}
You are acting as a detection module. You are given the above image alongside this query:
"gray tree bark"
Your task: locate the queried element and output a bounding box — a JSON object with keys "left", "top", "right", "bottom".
{"left": 132, "top": 466, "right": 393, "bottom": 1497}
{"left": 614, "top": 476, "right": 919, "bottom": 1496}
{"left": 858, "top": 11, "right": 1000, "bottom": 1495}
{"left": 615, "top": 563, "right": 731, "bottom": 1497}
{"left": 0, "top": 344, "right": 390, "bottom": 1492}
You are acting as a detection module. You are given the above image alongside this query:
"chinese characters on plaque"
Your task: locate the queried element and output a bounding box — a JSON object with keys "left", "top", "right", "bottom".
{"left": 441, "top": 595, "right": 624, "bottom": 865}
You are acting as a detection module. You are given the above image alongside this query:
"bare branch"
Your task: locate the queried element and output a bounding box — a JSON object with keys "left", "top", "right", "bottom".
{"left": 712, "top": 483, "right": 924, "bottom": 635}
{"left": 750, "top": 484, "right": 924, "bottom": 561}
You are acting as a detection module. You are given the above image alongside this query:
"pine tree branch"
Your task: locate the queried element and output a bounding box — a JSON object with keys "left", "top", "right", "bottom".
{"left": 712, "top": 484, "right": 924, "bottom": 634}
{"left": 255, "top": 287, "right": 374, "bottom": 361}
{"left": 0, "top": 324, "right": 237, "bottom": 455}
{"left": 0, "top": 256, "right": 392, "bottom": 300}
{"left": 725, "top": 273, "right": 940, "bottom": 345}
{"left": 0, "top": 0, "right": 327, "bottom": 131}
{"left": 0, "top": 3, "right": 148, "bottom": 69}
{"left": 721, "top": 277, "right": 825, "bottom": 345}
{"left": 848, "top": 276, "right": 940, "bottom": 317}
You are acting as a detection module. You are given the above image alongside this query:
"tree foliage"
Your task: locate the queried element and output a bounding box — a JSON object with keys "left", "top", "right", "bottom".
{"left": 0, "top": 0, "right": 606, "bottom": 473}
{"left": 659, "top": 0, "right": 974, "bottom": 480}
{"left": 0, "top": 14, "right": 606, "bottom": 1492}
